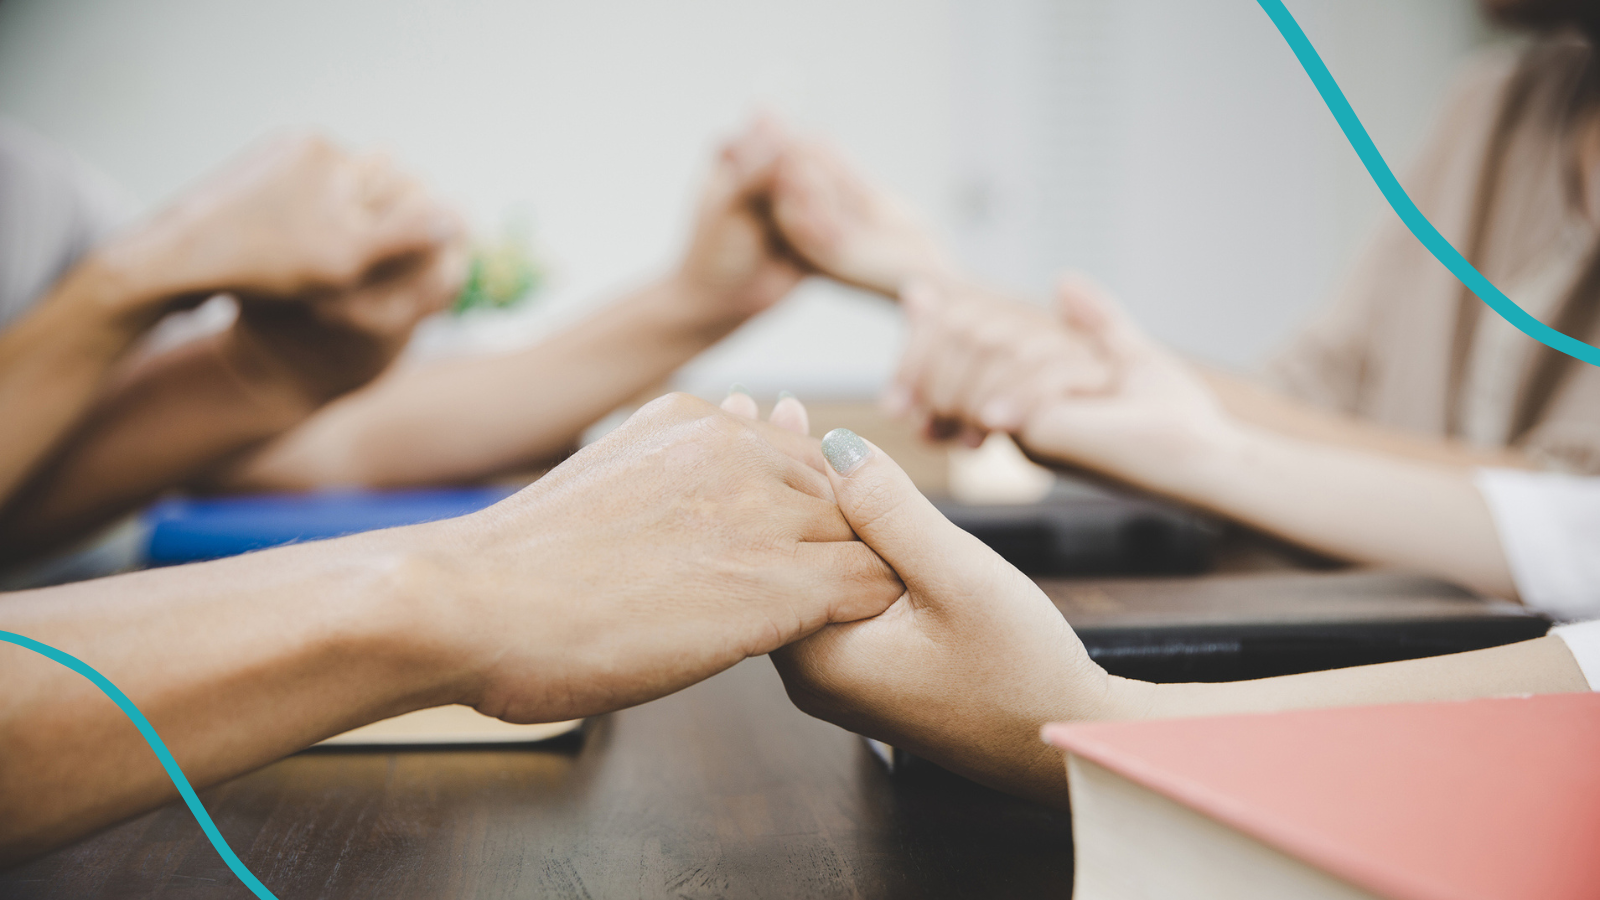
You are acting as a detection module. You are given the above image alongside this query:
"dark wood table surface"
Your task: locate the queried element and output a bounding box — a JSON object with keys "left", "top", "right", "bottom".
{"left": 1, "top": 657, "right": 1075, "bottom": 899}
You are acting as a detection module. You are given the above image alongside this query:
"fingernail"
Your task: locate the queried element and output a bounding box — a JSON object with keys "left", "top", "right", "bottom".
{"left": 777, "top": 390, "right": 797, "bottom": 402}
{"left": 821, "top": 428, "right": 871, "bottom": 476}
{"left": 728, "top": 383, "right": 751, "bottom": 397}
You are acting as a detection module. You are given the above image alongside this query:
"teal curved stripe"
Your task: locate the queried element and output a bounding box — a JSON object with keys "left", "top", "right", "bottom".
{"left": 1256, "top": 0, "right": 1600, "bottom": 368}
{"left": 0, "top": 631, "right": 279, "bottom": 900}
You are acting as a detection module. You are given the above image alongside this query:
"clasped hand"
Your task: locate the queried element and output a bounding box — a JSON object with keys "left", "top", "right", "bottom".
{"left": 97, "top": 133, "right": 467, "bottom": 401}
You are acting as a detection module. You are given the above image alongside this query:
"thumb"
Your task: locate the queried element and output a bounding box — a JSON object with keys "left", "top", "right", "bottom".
{"left": 819, "top": 427, "right": 993, "bottom": 599}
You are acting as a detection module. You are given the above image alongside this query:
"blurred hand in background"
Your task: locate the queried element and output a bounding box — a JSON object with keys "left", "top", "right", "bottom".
{"left": 768, "top": 137, "right": 954, "bottom": 297}
{"left": 0, "top": 132, "right": 465, "bottom": 560}
{"left": 673, "top": 116, "right": 807, "bottom": 324}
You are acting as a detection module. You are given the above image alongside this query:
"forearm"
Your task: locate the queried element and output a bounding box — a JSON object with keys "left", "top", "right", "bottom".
{"left": 0, "top": 531, "right": 455, "bottom": 863}
{"left": 0, "top": 257, "right": 171, "bottom": 507}
{"left": 1162, "top": 424, "right": 1517, "bottom": 596}
{"left": 0, "top": 327, "right": 325, "bottom": 562}
{"left": 224, "top": 274, "right": 747, "bottom": 489}
{"left": 1201, "top": 368, "right": 1531, "bottom": 468}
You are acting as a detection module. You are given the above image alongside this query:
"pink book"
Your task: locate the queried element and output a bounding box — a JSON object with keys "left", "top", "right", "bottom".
{"left": 1048, "top": 693, "right": 1600, "bottom": 900}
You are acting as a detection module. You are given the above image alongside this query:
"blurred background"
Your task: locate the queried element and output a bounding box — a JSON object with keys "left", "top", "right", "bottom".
{"left": 0, "top": 0, "right": 1487, "bottom": 398}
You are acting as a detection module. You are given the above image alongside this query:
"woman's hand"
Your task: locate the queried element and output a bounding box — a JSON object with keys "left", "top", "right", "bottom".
{"left": 887, "top": 277, "right": 1114, "bottom": 445}
{"left": 891, "top": 275, "right": 1241, "bottom": 495}
{"left": 769, "top": 139, "right": 954, "bottom": 297}
{"left": 420, "top": 392, "right": 904, "bottom": 725}
{"left": 767, "top": 425, "right": 1149, "bottom": 805}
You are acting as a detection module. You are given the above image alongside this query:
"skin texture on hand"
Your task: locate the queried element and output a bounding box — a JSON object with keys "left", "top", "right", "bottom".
{"left": 414, "top": 392, "right": 903, "bottom": 724}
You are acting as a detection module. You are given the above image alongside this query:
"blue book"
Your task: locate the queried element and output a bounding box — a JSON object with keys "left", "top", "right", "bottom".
{"left": 143, "top": 486, "right": 517, "bottom": 565}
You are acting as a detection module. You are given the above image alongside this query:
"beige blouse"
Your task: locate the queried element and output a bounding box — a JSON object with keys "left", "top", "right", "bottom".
{"left": 1269, "top": 36, "right": 1600, "bottom": 474}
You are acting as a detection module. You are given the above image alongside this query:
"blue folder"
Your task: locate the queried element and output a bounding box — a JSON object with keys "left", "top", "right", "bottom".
{"left": 142, "top": 486, "right": 518, "bottom": 565}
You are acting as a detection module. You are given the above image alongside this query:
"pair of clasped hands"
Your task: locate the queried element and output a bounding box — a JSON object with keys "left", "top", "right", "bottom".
{"left": 98, "top": 133, "right": 469, "bottom": 400}
{"left": 417, "top": 388, "right": 1122, "bottom": 808}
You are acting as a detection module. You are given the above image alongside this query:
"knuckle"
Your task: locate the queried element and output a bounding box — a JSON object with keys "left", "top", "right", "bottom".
{"left": 639, "top": 391, "right": 711, "bottom": 424}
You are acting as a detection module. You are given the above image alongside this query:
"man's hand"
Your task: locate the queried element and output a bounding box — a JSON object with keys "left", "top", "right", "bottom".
{"left": 768, "top": 424, "right": 1146, "bottom": 806}
{"left": 769, "top": 139, "right": 953, "bottom": 296}
{"left": 98, "top": 133, "right": 462, "bottom": 314}
{"left": 227, "top": 237, "right": 469, "bottom": 405}
{"left": 671, "top": 118, "right": 807, "bottom": 324}
{"left": 420, "top": 393, "right": 903, "bottom": 724}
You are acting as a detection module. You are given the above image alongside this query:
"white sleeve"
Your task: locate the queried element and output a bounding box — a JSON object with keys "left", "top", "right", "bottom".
{"left": 1553, "top": 620, "right": 1600, "bottom": 691}
{"left": 1474, "top": 469, "right": 1600, "bottom": 621}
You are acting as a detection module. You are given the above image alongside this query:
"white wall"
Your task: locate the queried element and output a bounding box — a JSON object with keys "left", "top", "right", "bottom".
{"left": 0, "top": 0, "right": 1483, "bottom": 393}
{"left": 950, "top": 0, "right": 1483, "bottom": 367}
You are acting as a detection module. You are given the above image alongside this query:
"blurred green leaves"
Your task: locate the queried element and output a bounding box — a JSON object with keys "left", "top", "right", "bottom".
{"left": 452, "top": 218, "right": 545, "bottom": 314}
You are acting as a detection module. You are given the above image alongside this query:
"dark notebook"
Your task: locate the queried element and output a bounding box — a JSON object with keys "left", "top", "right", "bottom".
{"left": 935, "top": 492, "right": 1220, "bottom": 576}
{"left": 1041, "top": 570, "right": 1550, "bottom": 683}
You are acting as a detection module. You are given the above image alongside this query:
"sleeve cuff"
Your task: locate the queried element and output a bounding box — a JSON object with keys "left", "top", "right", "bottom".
{"left": 1474, "top": 468, "right": 1600, "bottom": 621}
{"left": 1553, "top": 620, "right": 1600, "bottom": 691}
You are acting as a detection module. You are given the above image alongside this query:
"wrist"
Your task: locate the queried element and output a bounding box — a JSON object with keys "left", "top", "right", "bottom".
{"left": 653, "top": 271, "right": 753, "bottom": 342}
{"left": 378, "top": 505, "right": 571, "bottom": 717}
{"left": 333, "top": 529, "right": 487, "bottom": 714}
{"left": 43, "top": 251, "right": 176, "bottom": 348}
{"left": 74, "top": 225, "right": 209, "bottom": 329}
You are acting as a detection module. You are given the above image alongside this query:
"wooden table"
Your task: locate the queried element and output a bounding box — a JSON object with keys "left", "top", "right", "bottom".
{"left": 2, "top": 657, "right": 1075, "bottom": 899}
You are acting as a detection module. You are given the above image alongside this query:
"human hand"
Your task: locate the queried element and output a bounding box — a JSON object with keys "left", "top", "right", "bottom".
{"left": 769, "top": 139, "right": 953, "bottom": 296}
{"left": 98, "top": 133, "right": 462, "bottom": 315}
{"left": 419, "top": 392, "right": 903, "bottom": 724}
{"left": 887, "top": 277, "right": 1114, "bottom": 447}
{"left": 226, "top": 236, "right": 469, "bottom": 404}
{"left": 770, "top": 426, "right": 1148, "bottom": 805}
{"left": 670, "top": 118, "right": 807, "bottom": 324}
{"left": 891, "top": 275, "right": 1237, "bottom": 492}
{"left": 1007, "top": 277, "right": 1239, "bottom": 494}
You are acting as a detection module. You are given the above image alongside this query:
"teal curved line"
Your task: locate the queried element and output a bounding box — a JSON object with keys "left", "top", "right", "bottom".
{"left": 1256, "top": 0, "right": 1600, "bottom": 368}
{"left": 0, "top": 630, "right": 279, "bottom": 900}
